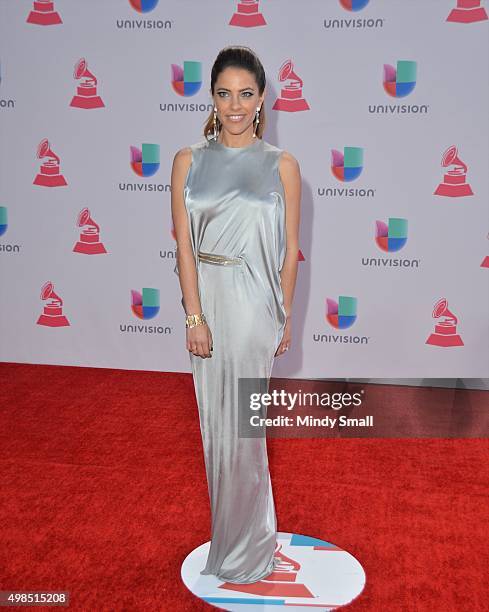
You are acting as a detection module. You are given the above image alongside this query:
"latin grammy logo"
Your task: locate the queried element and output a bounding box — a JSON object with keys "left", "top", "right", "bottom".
{"left": 272, "top": 60, "right": 310, "bottom": 112}
{"left": 33, "top": 139, "right": 67, "bottom": 187}
{"left": 36, "top": 281, "right": 70, "bottom": 327}
{"left": 26, "top": 0, "right": 62, "bottom": 26}
{"left": 447, "top": 0, "right": 488, "bottom": 23}
{"left": 73, "top": 208, "right": 107, "bottom": 255}
{"left": 426, "top": 297, "right": 464, "bottom": 347}
{"left": 219, "top": 542, "right": 315, "bottom": 597}
{"left": 229, "top": 0, "right": 267, "bottom": 27}
{"left": 70, "top": 58, "right": 105, "bottom": 109}
{"left": 434, "top": 145, "right": 473, "bottom": 197}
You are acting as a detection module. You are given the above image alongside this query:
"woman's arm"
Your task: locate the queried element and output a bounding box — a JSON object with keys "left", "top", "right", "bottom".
{"left": 275, "top": 150, "right": 301, "bottom": 356}
{"left": 279, "top": 151, "right": 301, "bottom": 319}
{"left": 170, "top": 148, "right": 212, "bottom": 358}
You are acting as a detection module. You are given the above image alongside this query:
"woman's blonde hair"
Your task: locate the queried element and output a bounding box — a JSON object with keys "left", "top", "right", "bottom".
{"left": 203, "top": 46, "right": 266, "bottom": 141}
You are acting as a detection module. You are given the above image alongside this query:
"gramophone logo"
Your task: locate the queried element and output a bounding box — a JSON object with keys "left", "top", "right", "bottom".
{"left": 70, "top": 58, "right": 104, "bottom": 109}
{"left": 272, "top": 60, "right": 310, "bottom": 112}
{"left": 171, "top": 61, "right": 202, "bottom": 97}
{"left": 33, "top": 139, "right": 67, "bottom": 187}
{"left": 0, "top": 206, "right": 7, "bottom": 237}
{"left": 37, "top": 281, "right": 70, "bottom": 327}
{"left": 426, "top": 298, "right": 464, "bottom": 347}
{"left": 131, "top": 288, "right": 160, "bottom": 320}
{"left": 229, "top": 0, "right": 267, "bottom": 27}
{"left": 326, "top": 296, "right": 357, "bottom": 329}
{"left": 447, "top": 0, "right": 488, "bottom": 23}
{"left": 26, "top": 0, "right": 62, "bottom": 26}
{"left": 73, "top": 208, "right": 107, "bottom": 255}
{"left": 130, "top": 143, "right": 160, "bottom": 177}
{"left": 340, "top": 0, "right": 370, "bottom": 10}
{"left": 375, "top": 218, "right": 408, "bottom": 252}
{"left": 434, "top": 145, "right": 473, "bottom": 197}
{"left": 383, "top": 60, "right": 417, "bottom": 98}
{"left": 129, "top": 0, "right": 159, "bottom": 13}
{"left": 331, "top": 147, "right": 363, "bottom": 182}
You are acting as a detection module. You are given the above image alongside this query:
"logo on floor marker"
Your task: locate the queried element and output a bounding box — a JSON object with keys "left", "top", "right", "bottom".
{"left": 181, "top": 531, "right": 366, "bottom": 610}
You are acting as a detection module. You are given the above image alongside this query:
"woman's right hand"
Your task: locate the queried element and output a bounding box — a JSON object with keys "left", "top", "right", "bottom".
{"left": 187, "top": 323, "right": 213, "bottom": 358}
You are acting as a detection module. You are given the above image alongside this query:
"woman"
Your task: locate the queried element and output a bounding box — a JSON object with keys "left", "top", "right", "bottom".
{"left": 171, "top": 46, "right": 301, "bottom": 584}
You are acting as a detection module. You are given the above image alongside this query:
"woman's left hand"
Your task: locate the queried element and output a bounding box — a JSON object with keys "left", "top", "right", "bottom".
{"left": 275, "top": 317, "right": 291, "bottom": 357}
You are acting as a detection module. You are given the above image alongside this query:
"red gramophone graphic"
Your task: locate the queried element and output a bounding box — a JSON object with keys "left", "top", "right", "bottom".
{"left": 36, "top": 281, "right": 70, "bottom": 327}
{"left": 426, "top": 298, "right": 464, "bottom": 347}
{"left": 73, "top": 208, "right": 107, "bottom": 255}
{"left": 481, "top": 232, "right": 489, "bottom": 268}
{"left": 26, "top": 0, "right": 62, "bottom": 26}
{"left": 70, "top": 58, "right": 105, "bottom": 109}
{"left": 434, "top": 145, "right": 473, "bottom": 197}
{"left": 272, "top": 60, "right": 310, "bottom": 112}
{"left": 219, "top": 542, "right": 315, "bottom": 597}
{"left": 447, "top": 0, "right": 488, "bottom": 23}
{"left": 33, "top": 139, "right": 67, "bottom": 187}
{"left": 229, "top": 0, "right": 267, "bottom": 27}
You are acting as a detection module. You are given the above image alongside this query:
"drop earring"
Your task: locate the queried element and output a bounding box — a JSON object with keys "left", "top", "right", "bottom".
{"left": 253, "top": 106, "right": 261, "bottom": 138}
{"left": 213, "top": 107, "right": 219, "bottom": 141}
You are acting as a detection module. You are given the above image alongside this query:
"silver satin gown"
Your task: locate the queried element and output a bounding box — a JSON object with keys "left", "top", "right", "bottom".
{"left": 181, "top": 136, "right": 287, "bottom": 583}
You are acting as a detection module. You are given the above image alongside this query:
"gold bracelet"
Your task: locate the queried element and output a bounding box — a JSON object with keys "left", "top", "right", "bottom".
{"left": 185, "top": 312, "right": 207, "bottom": 328}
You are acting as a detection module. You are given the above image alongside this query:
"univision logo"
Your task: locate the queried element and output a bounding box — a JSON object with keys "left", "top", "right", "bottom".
{"left": 119, "top": 143, "right": 165, "bottom": 192}
{"left": 116, "top": 0, "right": 172, "bottom": 29}
{"left": 340, "top": 0, "right": 370, "bottom": 9}
{"left": 120, "top": 287, "right": 172, "bottom": 334}
{"left": 0, "top": 206, "right": 21, "bottom": 253}
{"left": 361, "top": 218, "right": 420, "bottom": 268}
{"left": 313, "top": 296, "right": 369, "bottom": 344}
{"left": 383, "top": 60, "right": 416, "bottom": 97}
{"left": 131, "top": 287, "right": 159, "bottom": 319}
{"left": 375, "top": 217, "right": 407, "bottom": 252}
{"left": 318, "top": 146, "right": 375, "bottom": 198}
{"left": 324, "top": 0, "right": 385, "bottom": 29}
{"left": 331, "top": 147, "right": 363, "bottom": 181}
{"left": 369, "top": 60, "right": 429, "bottom": 115}
{"left": 327, "top": 296, "right": 357, "bottom": 329}
{"left": 130, "top": 143, "right": 159, "bottom": 177}
{"left": 171, "top": 61, "right": 202, "bottom": 97}
{"left": 129, "top": 0, "right": 159, "bottom": 13}
{"left": 0, "top": 206, "right": 6, "bottom": 236}
{"left": 160, "top": 61, "right": 211, "bottom": 112}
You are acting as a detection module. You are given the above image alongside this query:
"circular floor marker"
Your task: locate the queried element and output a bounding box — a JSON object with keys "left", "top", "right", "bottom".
{"left": 181, "top": 531, "right": 366, "bottom": 610}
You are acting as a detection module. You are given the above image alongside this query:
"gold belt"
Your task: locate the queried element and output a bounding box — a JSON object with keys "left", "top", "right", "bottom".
{"left": 198, "top": 250, "right": 242, "bottom": 266}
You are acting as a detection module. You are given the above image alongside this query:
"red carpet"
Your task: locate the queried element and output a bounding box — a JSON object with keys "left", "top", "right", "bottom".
{"left": 0, "top": 363, "right": 487, "bottom": 611}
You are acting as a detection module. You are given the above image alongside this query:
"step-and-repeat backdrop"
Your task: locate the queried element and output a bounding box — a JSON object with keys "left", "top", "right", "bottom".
{"left": 0, "top": 0, "right": 488, "bottom": 378}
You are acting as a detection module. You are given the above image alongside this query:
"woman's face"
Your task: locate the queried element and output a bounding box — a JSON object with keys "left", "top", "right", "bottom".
{"left": 213, "top": 67, "right": 264, "bottom": 137}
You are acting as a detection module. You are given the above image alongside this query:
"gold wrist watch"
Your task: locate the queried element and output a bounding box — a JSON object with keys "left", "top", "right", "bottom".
{"left": 186, "top": 312, "right": 207, "bottom": 328}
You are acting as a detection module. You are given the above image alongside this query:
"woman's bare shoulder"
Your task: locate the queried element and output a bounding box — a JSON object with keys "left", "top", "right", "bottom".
{"left": 279, "top": 150, "right": 301, "bottom": 185}
{"left": 279, "top": 150, "right": 300, "bottom": 170}
{"left": 172, "top": 147, "right": 193, "bottom": 181}
{"left": 173, "top": 146, "right": 192, "bottom": 164}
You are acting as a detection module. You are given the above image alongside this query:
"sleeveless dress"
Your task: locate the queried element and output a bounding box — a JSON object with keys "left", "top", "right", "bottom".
{"left": 181, "top": 135, "right": 287, "bottom": 584}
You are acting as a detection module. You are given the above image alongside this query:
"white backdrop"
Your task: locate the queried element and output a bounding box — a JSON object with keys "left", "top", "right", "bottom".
{"left": 0, "top": 0, "right": 488, "bottom": 378}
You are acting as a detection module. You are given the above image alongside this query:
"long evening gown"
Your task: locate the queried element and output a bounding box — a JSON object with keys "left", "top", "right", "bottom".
{"left": 181, "top": 135, "right": 287, "bottom": 584}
